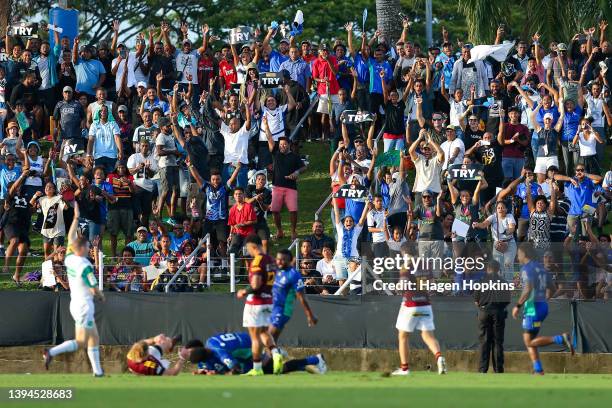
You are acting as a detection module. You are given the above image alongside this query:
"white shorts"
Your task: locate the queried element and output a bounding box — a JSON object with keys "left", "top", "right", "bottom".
{"left": 243, "top": 304, "right": 273, "bottom": 328}
{"left": 316, "top": 94, "right": 340, "bottom": 115}
{"left": 534, "top": 156, "right": 559, "bottom": 174}
{"left": 70, "top": 300, "right": 95, "bottom": 329}
{"left": 395, "top": 305, "right": 435, "bottom": 333}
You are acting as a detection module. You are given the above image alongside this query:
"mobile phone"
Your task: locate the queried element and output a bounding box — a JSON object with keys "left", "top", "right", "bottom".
{"left": 480, "top": 140, "right": 490, "bottom": 146}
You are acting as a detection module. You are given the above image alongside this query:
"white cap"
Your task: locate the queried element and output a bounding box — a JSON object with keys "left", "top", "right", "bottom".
{"left": 543, "top": 113, "right": 554, "bottom": 120}
{"left": 137, "top": 81, "right": 147, "bottom": 88}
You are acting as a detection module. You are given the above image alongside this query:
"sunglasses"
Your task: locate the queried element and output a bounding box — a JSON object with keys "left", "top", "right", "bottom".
{"left": 432, "top": 117, "right": 443, "bottom": 121}
{"left": 575, "top": 168, "right": 585, "bottom": 172}
{"left": 422, "top": 195, "right": 432, "bottom": 198}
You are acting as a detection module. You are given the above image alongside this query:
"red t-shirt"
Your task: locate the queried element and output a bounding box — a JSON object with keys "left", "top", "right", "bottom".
{"left": 219, "top": 59, "right": 237, "bottom": 90}
{"left": 503, "top": 123, "right": 530, "bottom": 158}
{"left": 246, "top": 253, "right": 275, "bottom": 305}
{"left": 311, "top": 56, "right": 340, "bottom": 96}
{"left": 198, "top": 56, "right": 217, "bottom": 91}
{"left": 228, "top": 202, "right": 256, "bottom": 237}
{"left": 302, "top": 54, "right": 316, "bottom": 65}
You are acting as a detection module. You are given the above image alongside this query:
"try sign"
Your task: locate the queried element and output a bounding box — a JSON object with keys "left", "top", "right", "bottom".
{"left": 229, "top": 26, "right": 252, "bottom": 45}
{"left": 8, "top": 22, "right": 39, "bottom": 37}
{"left": 340, "top": 110, "right": 374, "bottom": 124}
{"left": 447, "top": 163, "right": 484, "bottom": 180}
{"left": 334, "top": 184, "right": 369, "bottom": 201}
{"left": 259, "top": 72, "right": 282, "bottom": 88}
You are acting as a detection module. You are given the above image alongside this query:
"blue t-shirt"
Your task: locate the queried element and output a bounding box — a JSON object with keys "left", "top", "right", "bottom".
{"left": 564, "top": 177, "right": 597, "bottom": 216}
{"left": 0, "top": 165, "right": 21, "bottom": 200}
{"left": 268, "top": 50, "right": 289, "bottom": 73}
{"left": 352, "top": 54, "right": 369, "bottom": 85}
{"left": 272, "top": 267, "right": 304, "bottom": 317}
{"left": 198, "top": 332, "right": 252, "bottom": 373}
{"left": 336, "top": 55, "right": 353, "bottom": 91}
{"left": 93, "top": 180, "right": 113, "bottom": 221}
{"left": 561, "top": 106, "right": 583, "bottom": 142}
{"left": 535, "top": 105, "right": 559, "bottom": 127}
{"left": 127, "top": 240, "right": 155, "bottom": 265}
{"left": 169, "top": 232, "right": 191, "bottom": 252}
{"left": 201, "top": 182, "right": 228, "bottom": 221}
{"left": 74, "top": 58, "right": 106, "bottom": 96}
{"left": 521, "top": 260, "right": 551, "bottom": 303}
{"left": 368, "top": 58, "right": 392, "bottom": 94}
{"left": 515, "top": 182, "right": 542, "bottom": 219}
{"left": 89, "top": 121, "right": 120, "bottom": 159}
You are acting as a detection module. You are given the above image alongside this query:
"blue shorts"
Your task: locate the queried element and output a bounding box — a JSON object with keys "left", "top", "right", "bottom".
{"left": 522, "top": 302, "right": 549, "bottom": 334}
{"left": 270, "top": 310, "right": 291, "bottom": 330}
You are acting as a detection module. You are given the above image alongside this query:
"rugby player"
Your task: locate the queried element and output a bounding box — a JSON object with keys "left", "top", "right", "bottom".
{"left": 270, "top": 249, "right": 318, "bottom": 342}
{"left": 236, "top": 234, "right": 283, "bottom": 375}
{"left": 126, "top": 334, "right": 186, "bottom": 376}
{"left": 392, "top": 244, "right": 447, "bottom": 376}
{"left": 512, "top": 243, "right": 574, "bottom": 375}
{"left": 184, "top": 332, "right": 327, "bottom": 375}
{"left": 43, "top": 202, "right": 105, "bottom": 376}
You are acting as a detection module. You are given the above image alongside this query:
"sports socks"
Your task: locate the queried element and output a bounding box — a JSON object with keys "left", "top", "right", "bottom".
{"left": 305, "top": 356, "right": 319, "bottom": 366}
{"left": 434, "top": 352, "right": 442, "bottom": 360}
{"left": 400, "top": 363, "right": 409, "bottom": 371}
{"left": 533, "top": 360, "right": 543, "bottom": 373}
{"left": 87, "top": 346, "right": 103, "bottom": 376}
{"left": 253, "top": 360, "right": 263, "bottom": 370}
{"left": 552, "top": 335, "right": 564, "bottom": 345}
{"left": 49, "top": 340, "right": 78, "bottom": 357}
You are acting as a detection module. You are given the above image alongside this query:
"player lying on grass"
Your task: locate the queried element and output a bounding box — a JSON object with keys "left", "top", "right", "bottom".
{"left": 512, "top": 243, "right": 574, "bottom": 375}
{"left": 392, "top": 244, "right": 447, "bottom": 376}
{"left": 183, "top": 332, "right": 327, "bottom": 375}
{"left": 126, "top": 334, "right": 186, "bottom": 376}
{"left": 44, "top": 201, "right": 105, "bottom": 377}
{"left": 237, "top": 234, "right": 284, "bottom": 376}
{"left": 270, "top": 249, "right": 318, "bottom": 342}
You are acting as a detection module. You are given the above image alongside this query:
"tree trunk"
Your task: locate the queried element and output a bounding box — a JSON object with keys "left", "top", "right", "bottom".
{"left": 0, "top": 0, "right": 11, "bottom": 49}
{"left": 375, "top": 0, "right": 402, "bottom": 45}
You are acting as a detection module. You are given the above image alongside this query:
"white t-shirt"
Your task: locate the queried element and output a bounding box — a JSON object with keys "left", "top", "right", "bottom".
{"left": 316, "top": 258, "right": 336, "bottom": 280}
{"left": 334, "top": 223, "right": 363, "bottom": 259}
{"left": 127, "top": 151, "right": 158, "bottom": 192}
{"left": 519, "top": 94, "right": 540, "bottom": 129}
{"left": 603, "top": 170, "right": 612, "bottom": 191}
{"left": 440, "top": 138, "right": 465, "bottom": 170}
{"left": 40, "top": 195, "right": 66, "bottom": 239}
{"left": 585, "top": 94, "right": 604, "bottom": 127}
{"left": 367, "top": 210, "right": 387, "bottom": 243}
{"left": 449, "top": 99, "right": 467, "bottom": 127}
{"left": 486, "top": 213, "right": 516, "bottom": 242}
{"left": 259, "top": 105, "right": 288, "bottom": 141}
{"left": 41, "top": 260, "right": 57, "bottom": 288}
{"left": 221, "top": 122, "right": 250, "bottom": 164}
{"left": 175, "top": 51, "right": 199, "bottom": 84}
{"left": 578, "top": 132, "right": 598, "bottom": 157}
{"left": 65, "top": 254, "right": 96, "bottom": 303}
{"left": 111, "top": 56, "right": 137, "bottom": 91}
{"left": 25, "top": 156, "right": 44, "bottom": 187}
{"left": 413, "top": 153, "right": 443, "bottom": 193}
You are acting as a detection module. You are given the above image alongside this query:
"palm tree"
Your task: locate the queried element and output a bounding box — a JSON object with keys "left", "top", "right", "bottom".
{"left": 458, "top": 0, "right": 612, "bottom": 44}
{"left": 376, "top": 0, "right": 402, "bottom": 43}
{"left": 0, "top": 0, "right": 13, "bottom": 37}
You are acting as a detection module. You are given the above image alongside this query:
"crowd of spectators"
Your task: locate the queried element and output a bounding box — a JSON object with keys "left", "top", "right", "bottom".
{"left": 0, "top": 13, "right": 610, "bottom": 298}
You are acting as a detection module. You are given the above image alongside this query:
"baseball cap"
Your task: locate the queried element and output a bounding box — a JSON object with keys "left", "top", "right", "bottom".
{"left": 137, "top": 81, "right": 147, "bottom": 88}
{"left": 280, "top": 38, "right": 290, "bottom": 44}
{"left": 319, "top": 43, "right": 330, "bottom": 51}
{"left": 445, "top": 124, "right": 456, "bottom": 131}
{"left": 557, "top": 43, "right": 568, "bottom": 51}
{"left": 136, "top": 226, "right": 148, "bottom": 233}
{"left": 422, "top": 189, "right": 434, "bottom": 197}
{"left": 157, "top": 117, "right": 171, "bottom": 127}
{"left": 62, "top": 86, "right": 73, "bottom": 93}
{"left": 27, "top": 141, "right": 41, "bottom": 152}
{"left": 240, "top": 44, "right": 251, "bottom": 52}
{"left": 167, "top": 255, "right": 178, "bottom": 263}
{"left": 183, "top": 39, "right": 192, "bottom": 45}
{"left": 118, "top": 105, "right": 128, "bottom": 113}
{"left": 347, "top": 257, "right": 361, "bottom": 265}
{"left": 543, "top": 113, "right": 554, "bottom": 120}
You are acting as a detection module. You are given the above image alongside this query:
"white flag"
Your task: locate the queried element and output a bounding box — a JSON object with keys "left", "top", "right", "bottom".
{"left": 468, "top": 41, "right": 515, "bottom": 64}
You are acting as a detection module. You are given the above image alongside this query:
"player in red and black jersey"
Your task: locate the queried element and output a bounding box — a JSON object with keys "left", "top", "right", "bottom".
{"left": 126, "top": 334, "right": 187, "bottom": 376}
{"left": 237, "top": 234, "right": 284, "bottom": 376}
{"left": 391, "top": 245, "right": 447, "bottom": 376}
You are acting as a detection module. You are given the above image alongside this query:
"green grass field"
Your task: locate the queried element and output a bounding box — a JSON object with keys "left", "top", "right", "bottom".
{"left": 1, "top": 372, "right": 611, "bottom": 407}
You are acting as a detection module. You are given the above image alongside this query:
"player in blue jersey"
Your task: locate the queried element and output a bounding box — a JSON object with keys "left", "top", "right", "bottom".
{"left": 512, "top": 243, "right": 574, "bottom": 375}
{"left": 269, "top": 249, "right": 318, "bottom": 342}
{"left": 184, "top": 332, "right": 327, "bottom": 375}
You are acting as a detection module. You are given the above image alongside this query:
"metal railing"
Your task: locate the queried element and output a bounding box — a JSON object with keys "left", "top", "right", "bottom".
{"left": 288, "top": 95, "right": 320, "bottom": 142}
{"left": 165, "top": 235, "right": 208, "bottom": 293}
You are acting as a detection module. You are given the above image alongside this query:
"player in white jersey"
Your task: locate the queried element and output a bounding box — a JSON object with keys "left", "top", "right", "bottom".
{"left": 43, "top": 201, "right": 105, "bottom": 376}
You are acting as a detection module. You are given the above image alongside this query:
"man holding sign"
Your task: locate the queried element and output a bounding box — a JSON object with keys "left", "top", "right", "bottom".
{"left": 53, "top": 86, "right": 85, "bottom": 161}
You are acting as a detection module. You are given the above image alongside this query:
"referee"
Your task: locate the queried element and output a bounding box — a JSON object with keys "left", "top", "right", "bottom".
{"left": 474, "top": 260, "right": 511, "bottom": 373}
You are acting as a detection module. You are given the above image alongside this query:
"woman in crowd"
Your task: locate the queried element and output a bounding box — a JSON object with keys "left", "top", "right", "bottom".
{"left": 472, "top": 200, "right": 517, "bottom": 279}
{"left": 31, "top": 181, "right": 67, "bottom": 258}
{"left": 332, "top": 196, "right": 369, "bottom": 289}
{"left": 572, "top": 117, "right": 604, "bottom": 175}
